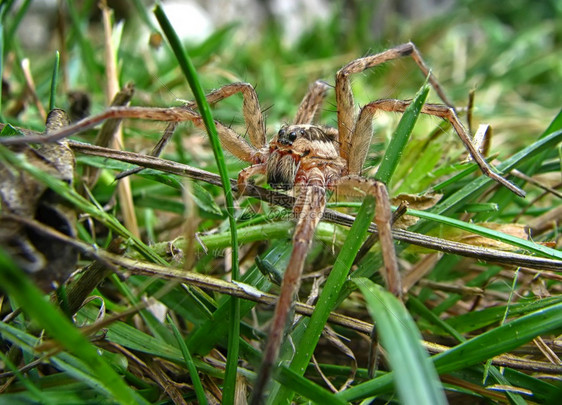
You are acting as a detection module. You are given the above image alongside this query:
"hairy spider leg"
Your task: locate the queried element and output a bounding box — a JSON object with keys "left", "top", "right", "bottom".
{"left": 334, "top": 42, "right": 524, "bottom": 197}
{"left": 354, "top": 99, "right": 525, "bottom": 196}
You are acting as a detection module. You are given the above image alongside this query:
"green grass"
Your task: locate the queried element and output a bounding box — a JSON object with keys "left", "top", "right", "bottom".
{"left": 1, "top": 1, "right": 561, "bottom": 404}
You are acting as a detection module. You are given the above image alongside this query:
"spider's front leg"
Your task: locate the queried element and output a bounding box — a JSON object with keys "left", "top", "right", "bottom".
{"left": 182, "top": 82, "right": 275, "bottom": 196}
{"left": 250, "top": 169, "right": 327, "bottom": 405}
{"left": 336, "top": 42, "right": 454, "bottom": 168}
{"left": 185, "top": 82, "right": 269, "bottom": 164}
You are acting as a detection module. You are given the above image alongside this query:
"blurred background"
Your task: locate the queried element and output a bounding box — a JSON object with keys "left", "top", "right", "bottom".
{"left": 5, "top": 0, "right": 562, "bottom": 157}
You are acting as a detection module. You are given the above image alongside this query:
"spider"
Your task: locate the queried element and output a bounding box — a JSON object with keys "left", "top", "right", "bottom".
{"left": 0, "top": 42, "right": 524, "bottom": 403}
{"left": 172, "top": 42, "right": 524, "bottom": 402}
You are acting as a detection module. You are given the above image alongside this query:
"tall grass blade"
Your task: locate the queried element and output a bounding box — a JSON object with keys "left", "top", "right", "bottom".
{"left": 153, "top": 4, "right": 241, "bottom": 403}
{"left": 169, "top": 315, "right": 208, "bottom": 405}
{"left": 376, "top": 79, "right": 430, "bottom": 183}
{"left": 354, "top": 278, "right": 447, "bottom": 405}
{"left": 49, "top": 51, "right": 60, "bottom": 110}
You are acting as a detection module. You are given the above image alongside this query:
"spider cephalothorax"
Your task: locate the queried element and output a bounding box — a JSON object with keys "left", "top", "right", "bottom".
{"left": 266, "top": 124, "right": 343, "bottom": 190}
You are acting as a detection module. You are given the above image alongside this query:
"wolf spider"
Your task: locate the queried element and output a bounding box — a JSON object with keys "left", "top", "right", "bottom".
{"left": 177, "top": 42, "right": 522, "bottom": 402}
{"left": 0, "top": 42, "right": 524, "bottom": 402}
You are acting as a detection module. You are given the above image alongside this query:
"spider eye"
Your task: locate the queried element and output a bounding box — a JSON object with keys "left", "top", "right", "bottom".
{"left": 289, "top": 131, "right": 297, "bottom": 142}
{"left": 299, "top": 129, "right": 305, "bottom": 136}
{"left": 278, "top": 129, "right": 286, "bottom": 137}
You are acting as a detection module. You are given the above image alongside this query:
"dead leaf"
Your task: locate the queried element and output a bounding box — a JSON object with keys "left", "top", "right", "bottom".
{"left": 390, "top": 192, "right": 442, "bottom": 228}
{"left": 424, "top": 223, "right": 530, "bottom": 252}
{"left": 0, "top": 109, "right": 77, "bottom": 291}
{"left": 458, "top": 223, "right": 529, "bottom": 251}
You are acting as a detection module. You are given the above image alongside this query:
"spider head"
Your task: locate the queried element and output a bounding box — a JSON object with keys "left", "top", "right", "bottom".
{"left": 275, "top": 125, "right": 335, "bottom": 147}
{"left": 277, "top": 126, "right": 304, "bottom": 146}
{"left": 266, "top": 126, "right": 307, "bottom": 190}
{"left": 267, "top": 125, "right": 339, "bottom": 190}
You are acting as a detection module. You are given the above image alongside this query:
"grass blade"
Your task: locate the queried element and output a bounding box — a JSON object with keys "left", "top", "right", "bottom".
{"left": 354, "top": 278, "right": 447, "bottom": 405}
{"left": 442, "top": 295, "right": 562, "bottom": 334}
{"left": 169, "top": 315, "right": 208, "bottom": 405}
{"left": 153, "top": 6, "right": 241, "bottom": 402}
{"left": 276, "top": 366, "right": 347, "bottom": 405}
{"left": 408, "top": 207, "right": 562, "bottom": 259}
{"left": 49, "top": 50, "right": 60, "bottom": 110}
{"left": 408, "top": 296, "right": 528, "bottom": 404}
{"left": 0, "top": 318, "right": 161, "bottom": 402}
{"left": 375, "top": 79, "right": 430, "bottom": 184}
{"left": 0, "top": 250, "right": 147, "bottom": 405}
{"left": 0, "top": 351, "right": 48, "bottom": 404}
{"left": 432, "top": 302, "right": 562, "bottom": 374}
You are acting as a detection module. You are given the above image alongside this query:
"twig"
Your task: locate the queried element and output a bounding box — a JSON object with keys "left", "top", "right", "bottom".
{"left": 6, "top": 213, "right": 561, "bottom": 375}
{"left": 66, "top": 141, "right": 562, "bottom": 271}
{"left": 0, "top": 123, "right": 558, "bottom": 271}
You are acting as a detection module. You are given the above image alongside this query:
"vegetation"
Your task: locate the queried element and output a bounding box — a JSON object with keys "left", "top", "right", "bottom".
{"left": 0, "top": 0, "right": 561, "bottom": 403}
